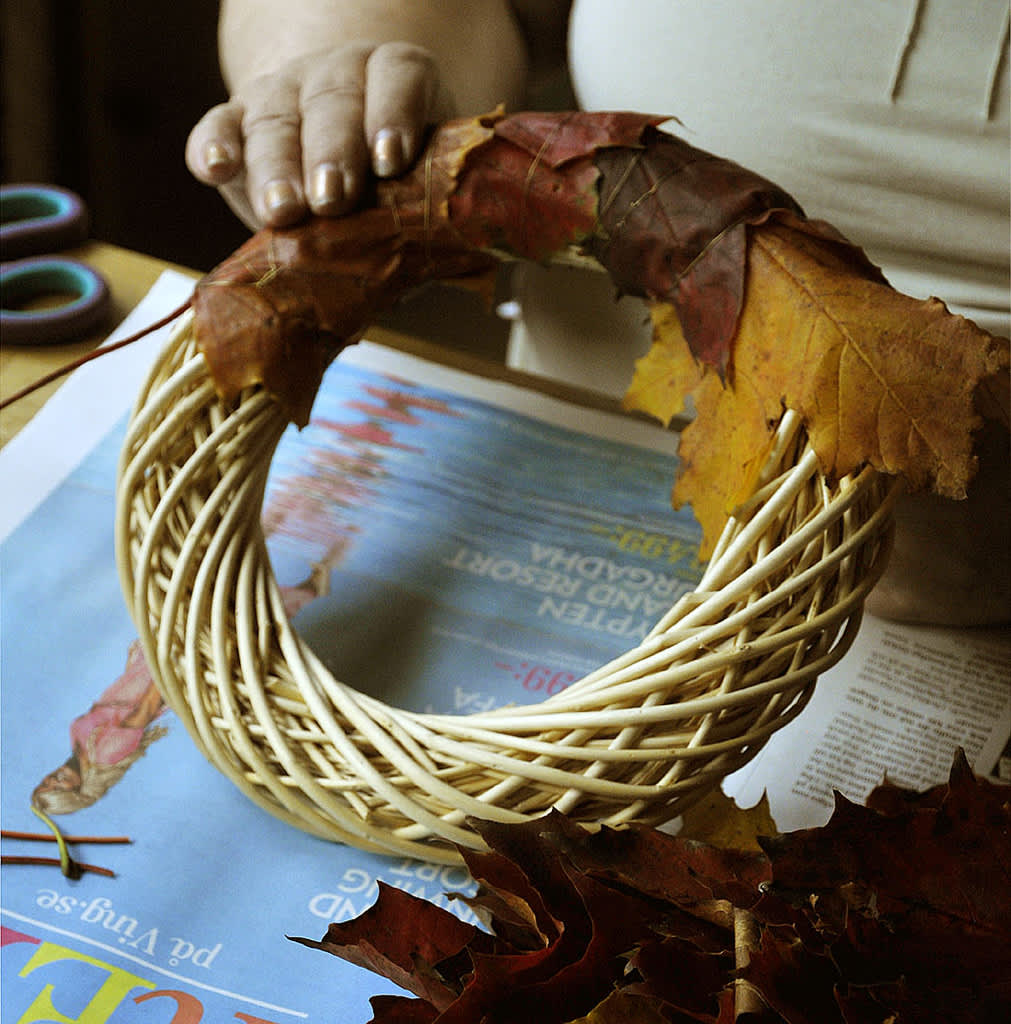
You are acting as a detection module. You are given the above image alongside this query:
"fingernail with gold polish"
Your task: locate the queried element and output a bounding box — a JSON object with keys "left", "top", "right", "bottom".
{"left": 373, "top": 128, "right": 404, "bottom": 178}
{"left": 263, "top": 179, "right": 300, "bottom": 218}
{"left": 309, "top": 163, "right": 344, "bottom": 213}
{"left": 204, "top": 141, "right": 234, "bottom": 171}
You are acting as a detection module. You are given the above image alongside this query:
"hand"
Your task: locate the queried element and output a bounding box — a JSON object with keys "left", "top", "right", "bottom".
{"left": 186, "top": 41, "right": 451, "bottom": 229}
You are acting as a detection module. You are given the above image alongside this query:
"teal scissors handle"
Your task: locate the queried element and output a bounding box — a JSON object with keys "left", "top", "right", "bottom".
{"left": 1, "top": 184, "right": 111, "bottom": 345}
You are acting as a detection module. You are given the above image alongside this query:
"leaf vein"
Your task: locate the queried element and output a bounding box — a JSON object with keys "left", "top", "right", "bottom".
{"left": 754, "top": 231, "right": 949, "bottom": 475}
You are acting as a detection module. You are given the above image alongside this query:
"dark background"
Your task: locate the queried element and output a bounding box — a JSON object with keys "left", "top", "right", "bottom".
{"left": 3, "top": 0, "right": 249, "bottom": 272}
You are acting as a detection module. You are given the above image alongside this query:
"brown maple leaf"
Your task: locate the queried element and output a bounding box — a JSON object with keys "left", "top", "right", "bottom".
{"left": 295, "top": 755, "right": 1011, "bottom": 1024}
{"left": 291, "top": 881, "right": 482, "bottom": 1011}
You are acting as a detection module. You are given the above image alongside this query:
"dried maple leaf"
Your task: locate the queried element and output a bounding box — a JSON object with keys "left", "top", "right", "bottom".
{"left": 677, "top": 787, "right": 778, "bottom": 853}
{"left": 292, "top": 881, "right": 484, "bottom": 1011}
{"left": 628, "top": 216, "right": 1008, "bottom": 554}
{"left": 183, "top": 109, "right": 1006, "bottom": 560}
{"left": 759, "top": 749, "right": 1011, "bottom": 940}
{"left": 190, "top": 211, "right": 496, "bottom": 427}
{"left": 747, "top": 750, "right": 1011, "bottom": 1022}
{"left": 587, "top": 125, "right": 803, "bottom": 372}
{"left": 563, "top": 989, "right": 672, "bottom": 1024}
{"left": 296, "top": 754, "right": 1011, "bottom": 1024}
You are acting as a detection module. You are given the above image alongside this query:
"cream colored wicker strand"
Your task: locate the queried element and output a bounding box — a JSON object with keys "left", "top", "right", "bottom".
{"left": 212, "top": 529, "right": 404, "bottom": 851}
{"left": 502, "top": 467, "right": 894, "bottom": 715}
{"left": 258, "top": 625, "right": 498, "bottom": 855}
{"left": 506, "top": 453, "right": 852, "bottom": 709}
{"left": 413, "top": 615, "right": 865, "bottom": 754}
{"left": 168, "top": 430, "right": 407, "bottom": 850}
{"left": 381, "top": 622, "right": 860, "bottom": 798}
{"left": 184, "top": 438, "right": 375, "bottom": 837}
{"left": 403, "top": 544, "right": 885, "bottom": 770}
{"left": 154, "top": 421, "right": 280, "bottom": 773}
{"left": 596, "top": 546, "right": 779, "bottom": 821}
{"left": 181, "top": 446, "right": 277, "bottom": 766}
{"left": 591, "top": 480, "right": 812, "bottom": 812}
{"left": 116, "top": 313, "right": 897, "bottom": 856}
{"left": 436, "top": 528, "right": 880, "bottom": 732}
{"left": 128, "top": 395, "right": 282, "bottom": 696}
{"left": 259, "top": 579, "right": 534, "bottom": 854}
{"left": 116, "top": 362, "right": 234, "bottom": 598}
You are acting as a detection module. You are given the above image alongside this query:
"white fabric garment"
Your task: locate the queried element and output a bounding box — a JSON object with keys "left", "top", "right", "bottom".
{"left": 507, "top": 0, "right": 1011, "bottom": 396}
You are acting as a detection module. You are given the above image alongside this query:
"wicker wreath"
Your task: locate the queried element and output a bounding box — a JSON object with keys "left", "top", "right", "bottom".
{"left": 115, "top": 305, "right": 896, "bottom": 863}
{"left": 110, "top": 111, "right": 945, "bottom": 861}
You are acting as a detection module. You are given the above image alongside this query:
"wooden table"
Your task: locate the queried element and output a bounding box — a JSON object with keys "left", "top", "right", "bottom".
{"left": 0, "top": 242, "right": 200, "bottom": 449}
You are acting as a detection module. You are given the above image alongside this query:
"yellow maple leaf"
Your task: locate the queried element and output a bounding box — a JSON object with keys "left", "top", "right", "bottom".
{"left": 625, "top": 218, "right": 1009, "bottom": 556}
{"left": 621, "top": 303, "right": 702, "bottom": 428}
{"left": 677, "top": 787, "right": 778, "bottom": 853}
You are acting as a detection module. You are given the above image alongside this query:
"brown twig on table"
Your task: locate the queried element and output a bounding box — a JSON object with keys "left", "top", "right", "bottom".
{"left": 0, "top": 808, "right": 131, "bottom": 879}
{"left": 1, "top": 830, "right": 131, "bottom": 845}
{"left": 1, "top": 855, "right": 116, "bottom": 879}
{"left": 0, "top": 299, "right": 191, "bottom": 413}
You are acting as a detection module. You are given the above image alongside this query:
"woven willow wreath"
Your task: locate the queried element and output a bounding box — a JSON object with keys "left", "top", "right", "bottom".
{"left": 111, "top": 110, "right": 1002, "bottom": 863}
{"left": 115, "top": 307, "right": 896, "bottom": 862}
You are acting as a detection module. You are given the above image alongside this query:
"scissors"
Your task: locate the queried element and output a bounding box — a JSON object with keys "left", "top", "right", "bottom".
{"left": 1, "top": 184, "right": 111, "bottom": 345}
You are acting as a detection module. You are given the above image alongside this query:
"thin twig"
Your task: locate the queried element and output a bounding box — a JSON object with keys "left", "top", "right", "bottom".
{"left": 1, "top": 855, "right": 116, "bottom": 879}
{"left": 0, "top": 299, "right": 191, "bottom": 413}
{"left": 1, "top": 829, "right": 131, "bottom": 845}
{"left": 2, "top": 807, "right": 125, "bottom": 879}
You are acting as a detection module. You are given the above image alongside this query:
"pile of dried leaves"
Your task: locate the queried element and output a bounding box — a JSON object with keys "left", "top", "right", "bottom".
{"left": 295, "top": 751, "right": 1010, "bottom": 1023}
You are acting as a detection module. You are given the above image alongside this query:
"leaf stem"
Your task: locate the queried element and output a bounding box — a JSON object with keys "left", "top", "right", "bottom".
{"left": 3, "top": 806, "right": 124, "bottom": 879}
{"left": 1, "top": 830, "right": 131, "bottom": 845}
{"left": 1, "top": 855, "right": 116, "bottom": 879}
{"left": 0, "top": 299, "right": 191, "bottom": 413}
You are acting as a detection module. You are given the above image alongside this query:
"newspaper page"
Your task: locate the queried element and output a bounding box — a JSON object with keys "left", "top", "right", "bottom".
{"left": 722, "top": 614, "right": 1011, "bottom": 831}
{"left": 1, "top": 274, "right": 701, "bottom": 1024}
{"left": 2, "top": 273, "right": 1008, "bottom": 1024}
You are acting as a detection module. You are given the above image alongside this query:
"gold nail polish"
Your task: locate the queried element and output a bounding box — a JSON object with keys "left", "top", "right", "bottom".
{"left": 264, "top": 179, "right": 299, "bottom": 215}
{"left": 373, "top": 129, "right": 404, "bottom": 178}
{"left": 309, "top": 163, "right": 343, "bottom": 212}
{"left": 204, "top": 142, "right": 232, "bottom": 170}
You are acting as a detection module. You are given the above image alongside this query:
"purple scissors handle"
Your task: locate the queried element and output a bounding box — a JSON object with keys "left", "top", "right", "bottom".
{"left": 1, "top": 185, "right": 111, "bottom": 345}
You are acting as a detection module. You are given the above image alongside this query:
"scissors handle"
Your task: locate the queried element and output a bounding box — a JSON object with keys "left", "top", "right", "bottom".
{"left": 1, "top": 257, "right": 111, "bottom": 345}
{"left": 0, "top": 184, "right": 89, "bottom": 261}
{"left": 0, "top": 184, "right": 111, "bottom": 344}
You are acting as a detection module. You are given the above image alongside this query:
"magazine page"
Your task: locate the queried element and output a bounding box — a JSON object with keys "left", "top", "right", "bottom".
{"left": 722, "top": 614, "right": 1011, "bottom": 830}
{"left": 1, "top": 276, "right": 702, "bottom": 1024}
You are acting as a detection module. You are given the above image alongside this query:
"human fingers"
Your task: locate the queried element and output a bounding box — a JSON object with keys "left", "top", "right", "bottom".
{"left": 298, "top": 46, "right": 372, "bottom": 215}
{"left": 186, "top": 102, "right": 260, "bottom": 230}
{"left": 186, "top": 102, "right": 244, "bottom": 186}
{"left": 238, "top": 69, "right": 307, "bottom": 226}
{"left": 363, "top": 42, "right": 450, "bottom": 179}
